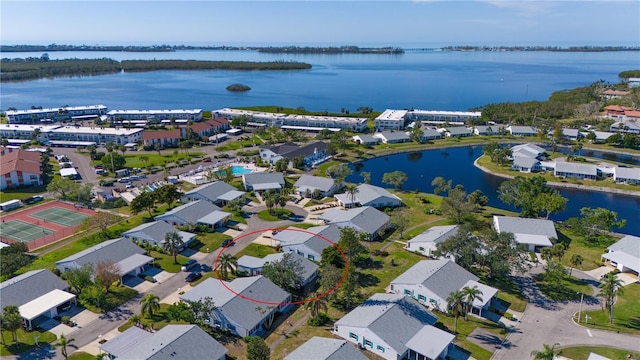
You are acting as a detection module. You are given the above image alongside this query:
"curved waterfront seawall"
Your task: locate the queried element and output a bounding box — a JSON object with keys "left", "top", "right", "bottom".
{"left": 473, "top": 158, "right": 640, "bottom": 198}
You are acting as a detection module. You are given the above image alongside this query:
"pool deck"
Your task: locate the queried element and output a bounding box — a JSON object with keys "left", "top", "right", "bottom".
{"left": 179, "top": 162, "right": 268, "bottom": 185}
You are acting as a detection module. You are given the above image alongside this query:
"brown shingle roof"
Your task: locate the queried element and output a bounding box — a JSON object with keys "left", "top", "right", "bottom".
{"left": 0, "top": 149, "right": 42, "bottom": 176}
{"left": 143, "top": 129, "right": 182, "bottom": 140}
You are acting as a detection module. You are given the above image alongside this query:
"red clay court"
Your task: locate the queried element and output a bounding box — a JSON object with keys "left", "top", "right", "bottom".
{"left": 0, "top": 200, "right": 96, "bottom": 251}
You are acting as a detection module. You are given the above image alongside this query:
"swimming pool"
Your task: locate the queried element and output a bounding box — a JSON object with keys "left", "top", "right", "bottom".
{"left": 215, "top": 165, "right": 253, "bottom": 178}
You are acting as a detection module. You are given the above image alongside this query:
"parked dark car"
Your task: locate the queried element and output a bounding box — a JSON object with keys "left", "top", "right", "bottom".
{"left": 181, "top": 259, "right": 198, "bottom": 272}
{"left": 184, "top": 272, "right": 202, "bottom": 282}
{"left": 221, "top": 239, "right": 234, "bottom": 247}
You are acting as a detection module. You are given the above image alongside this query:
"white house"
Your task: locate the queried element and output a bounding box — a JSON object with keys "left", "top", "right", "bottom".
{"left": 510, "top": 143, "right": 546, "bottom": 160}
{"left": 473, "top": 125, "right": 500, "bottom": 136}
{"left": 181, "top": 180, "right": 245, "bottom": 205}
{"left": 601, "top": 235, "right": 639, "bottom": 278}
{"left": 285, "top": 337, "right": 368, "bottom": 360}
{"left": 293, "top": 174, "right": 340, "bottom": 198}
{"left": 100, "top": 325, "right": 227, "bottom": 360}
{"left": 180, "top": 276, "right": 291, "bottom": 337}
{"left": 318, "top": 206, "right": 392, "bottom": 240}
{"left": 405, "top": 225, "right": 459, "bottom": 257}
{"left": 507, "top": 125, "right": 537, "bottom": 137}
{"left": 445, "top": 126, "right": 473, "bottom": 137}
{"left": 613, "top": 166, "right": 640, "bottom": 185}
{"left": 242, "top": 172, "right": 285, "bottom": 192}
{"left": 333, "top": 293, "right": 454, "bottom": 360}
{"left": 493, "top": 216, "right": 558, "bottom": 251}
{"left": 122, "top": 221, "right": 196, "bottom": 249}
{"left": 389, "top": 260, "right": 498, "bottom": 315}
{"left": 334, "top": 183, "right": 402, "bottom": 209}
{"left": 352, "top": 134, "right": 379, "bottom": 146}
{"left": 554, "top": 161, "right": 598, "bottom": 180}
{"left": 155, "top": 200, "right": 231, "bottom": 229}
{"left": 373, "top": 131, "right": 411, "bottom": 144}
{"left": 511, "top": 157, "right": 541, "bottom": 173}
{"left": 236, "top": 252, "right": 319, "bottom": 287}
{"left": 55, "top": 238, "right": 153, "bottom": 280}
{"left": 274, "top": 225, "right": 341, "bottom": 262}
{"left": 259, "top": 142, "right": 329, "bottom": 168}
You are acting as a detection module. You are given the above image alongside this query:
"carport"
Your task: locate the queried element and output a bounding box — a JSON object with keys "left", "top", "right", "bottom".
{"left": 116, "top": 253, "right": 154, "bottom": 281}
{"left": 197, "top": 211, "right": 231, "bottom": 229}
{"left": 19, "top": 289, "right": 76, "bottom": 329}
{"left": 601, "top": 251, "right": 639, "bottom": 279}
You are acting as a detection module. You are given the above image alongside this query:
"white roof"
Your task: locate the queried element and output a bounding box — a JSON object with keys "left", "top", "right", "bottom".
{"left": 116, "top": 254, "right": 154, "bottom": 275}
{"left": 514, "top": 233, "right": 553, "bottom": 247}
{"left": 59, "top": 168, "right": 78, "bottom": 177}
{"left": 410, "top": 109, "right": 481, "bottom": 117}
{"left": 19, "top": 289, "right": 75, "bottom": 321}
{"left": 614, "top": 166, "right": 640, "bottom": 181}
{"left": 0, "top": 124, "right": 62, "bottom": 133}
{"left": 253, "top": 182, "right": 282, "bottom": 191}
{"left": 6, "top": 105, "right": 106, "bottom": 116}
{"left": 107, "top": 109, "right": 201, "bottom": 115}
{"left": 463, "top": 280, "right": 498, "bottom": 307}
{"left": 49, "top": 126, "right": 143, "bottom": 136}
{"left": 602, "top": 251, "right": 640, "bottom": 273}
{"left": 405, "top": 326, "right": 455, "bottom": 359}
{"left": 376, "top": 109, "right": 408, "bottom": 121}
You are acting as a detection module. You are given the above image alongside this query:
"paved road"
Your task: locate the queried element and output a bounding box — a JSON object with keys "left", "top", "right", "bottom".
{"left": 492, "top": 268, "right": 640, "bottom": 359}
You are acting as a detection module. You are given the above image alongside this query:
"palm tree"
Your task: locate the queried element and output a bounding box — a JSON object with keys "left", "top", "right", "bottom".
{"left": 0, "top": 313, "right": 5, "bottom": 345}
{"left": 163, "top": 231, "right": 184, "bottom": 265}
{"left": 598, "top": 272, "right": 624, "bottom": 324}
{"left": 2, "top": 305, "right": 22, "bottom": 343}
{"left": 446, "top": 290, "right": 465, "bottom": 334}
{"left": 215, "top": 253, "right": 237, "bottom": 280}
{"left": 58, "top": 333, "right": 77, "bottom": 359}
{"left": 304, "top": 293, "right": 328, "bottom": 321}
{"left": 140, "top": 294, "right": 160, "bottom": 319}
{"left": 530, "top": 342, "right": 560, "bottom": 360}
{"left": 462, "top": 286, "right": 484, "bottom": 320}
{"left": 345, "top": 184, "right": 359, "bottom": 206}
{"left": 263, "top": 191, "right": 277, "bottom": 214}
{"left": 568, "top": 254, "right": 583, "bottom": 276}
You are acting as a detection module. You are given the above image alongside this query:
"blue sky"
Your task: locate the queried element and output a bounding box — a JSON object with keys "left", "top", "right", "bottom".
{"left": 2, "top": 1, "right": 639, "bottom": 46}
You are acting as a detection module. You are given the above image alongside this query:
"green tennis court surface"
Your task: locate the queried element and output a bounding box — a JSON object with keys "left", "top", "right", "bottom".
{"left": 0, "top": 220, "right": 54, "bottom": 242}
{"left": 30, "top": 207, "right": 90, "bottom": 227}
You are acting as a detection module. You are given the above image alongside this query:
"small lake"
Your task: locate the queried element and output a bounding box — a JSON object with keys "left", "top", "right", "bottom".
{"left": 345, "top": 146, "right": 640, "bottom": 235}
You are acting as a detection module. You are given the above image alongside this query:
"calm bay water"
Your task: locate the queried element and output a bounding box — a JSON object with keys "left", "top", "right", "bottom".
{"left": 2, "top": 50, "right": 639, "bottom": 111}
{"left": 2, "top": 49, "right": 639, "bottom": 232}
{"left": 346, "top": 146, "right": 640, "bottom": 235}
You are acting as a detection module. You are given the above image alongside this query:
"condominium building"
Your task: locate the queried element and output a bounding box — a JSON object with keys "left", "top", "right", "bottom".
{"left": 5, "top": 105, "right": 108, "bottom": 124}
{"left": 213, "top": 108, "right": 368, "bottom": 131}
{"left": 0, "top": 124, "right": 143, "bottom": 145}
{"left": 107, "top": 109, "right": 203, "bottom": 123}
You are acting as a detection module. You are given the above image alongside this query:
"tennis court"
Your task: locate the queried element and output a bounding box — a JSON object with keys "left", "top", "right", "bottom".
{"left": 29, "top": 207, "right": 90, "bottom": 227}
{"left": 0, "top": 220, "right": 55, "bottom": 243}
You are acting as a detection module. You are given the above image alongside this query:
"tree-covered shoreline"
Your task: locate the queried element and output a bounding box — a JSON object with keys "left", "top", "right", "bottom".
{"left": 0, "top": 57, "right": 312, "bottom": 82}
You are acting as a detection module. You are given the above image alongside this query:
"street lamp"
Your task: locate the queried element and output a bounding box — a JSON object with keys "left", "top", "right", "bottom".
{"left": 577, "top": 292, "right": 584, "bottom": 323}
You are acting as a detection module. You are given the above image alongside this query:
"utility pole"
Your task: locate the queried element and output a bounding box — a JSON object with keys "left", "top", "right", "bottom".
{"left": 577, "top": 292, "right": 584, "bottom": 323}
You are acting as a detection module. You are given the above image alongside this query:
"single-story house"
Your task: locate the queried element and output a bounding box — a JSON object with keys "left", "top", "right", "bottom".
{"left": 554, "top": 161, "right": 598, "bottom": 180}
{"left": 590, "top": 131, "right": 616, "bottom": 143}
{"left": 473, "top": 125, "right": 500, "bottom": 136}
{"left": 293, "top": 174, "right": 340, "bottom": 198}
{"left": 0, "top": 269, "right": 75, "bottom": 329}
{"left": 418, "top": 128, "right": 443, "bottom": 141}
{"left": 334, "top": 183, "right": 402, "bottom": 209}
{"left": 405, "top": 225, "right": 459, "bottom": 257}
{"left": 180, "top": 276, "right": 291, "bottom": 337}
{"left": 507, "top": 125, "right": 538, "bottom": 137}
{"left": 333, "top": 293, "right": 454, "bottom": 360}
{"left": 259, "top": 141, "right": 329, "bottom": 168}
{"left": 389, "top": 259, "right": 498, "bottom": 315}
{"left": 352, "top": 134, "right": 379, "bottom": 146}
{"left": 562, "top": 128, "right": 582, "bottom": 140}
{"left": 55, "top": 238, "right": 153, "bottom": 280}
{"left": 236, "top": 252, "right": 319, "bottom": 287}
{"left": 242, "top": 172, "right": 285, "bottom": 192}
{"left": 122, "top": 220, "right": 196, "bottom": 249}
{"left": 274, "top": 225, "right": 342, "bottom": 262}
{"left": 510, "top": 143, "right": 546, "bottom": 160}
{"left": 613, "top": 166, "right": 640, "bottom": 185}
{"left": 445, "top": 126, "right": 473, "bottom": 137}
{"left": 100, "top": 324, "right": 227, "bottom": 360}
{"left": 181, "top": 180, "right": 245, "bottom": 205}
{"left": 155, "top": 200, "right": 231, "bottom": 229}
{"left": 511, "top": 157, "right": 541, "bottom": 173}
{"left": 610, "top": 121, "right": 640, "bottom": 134}
{"left": 373, "top": 131, "right": 411, "bottom": 144}
{"left": 493, "top": 216, "right": 558, "bottom": 251}
{"left": 285, "top": 337, "right": 368, "bottom": 360}
{"left": 318, "top": 206, "right": 391, "bottom": 241}
{"left": 601, "top": 234, "right": 639, "bottom": 277}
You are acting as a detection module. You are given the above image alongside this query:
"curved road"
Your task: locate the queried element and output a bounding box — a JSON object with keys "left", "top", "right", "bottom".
{"left": 492, "top": 268, "right": 639, "bottom": 359}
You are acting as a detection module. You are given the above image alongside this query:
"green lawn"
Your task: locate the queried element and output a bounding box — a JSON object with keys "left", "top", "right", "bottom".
{"left": 435, "top": 314, "right": 507, "bottom": 360}
{"left": 190, "top": 232, "right": 232, "bottom": 253}
{"left": 559, "top": 346, "right": 640, "bottom": 360}
{"left": 68, "top": 352, "right": 96, "bottom": 360}
{"left": 359, "top": 242, "right": 423, "bottom": 296}
{"left": 534, "top": 274, "right": 593, "bottom": 301}
{"left": 0, "top": 185, "right": 48, "bottom": 202}
{"left": 559, "top": 227, "right": 615, "bottom": 271}
{"left": 581, "top": 283, "right": 640, "bottom": 335}
{"left": 0, "top": 328, "right": 57, "bottom": 356}
{"left": 148, "top": 250, "right": 191, "bottom": 273}
{"left": 257, "top": 208, "right": 294, "bottom": 221}
{"left": 121, "top": 152, "right": 205, "bottom": 169}
{"left": 81, "top": 285, "right": 138, "bottom": 313}
{"left": 234, "top": 243, "right": 277, "bottom": 258}
{"left": 479, "top": 275, "right": 528, "bottom": 313}
{"left": 117, "top": 303, "right": 190, "bottom": 332}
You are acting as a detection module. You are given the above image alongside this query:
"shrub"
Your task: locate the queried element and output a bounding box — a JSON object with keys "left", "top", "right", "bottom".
{"left": 504, "top": 312, "right": 514, "bottom": 320}
{"left": 144, "top": 276, "right": 157, "bottom": 283}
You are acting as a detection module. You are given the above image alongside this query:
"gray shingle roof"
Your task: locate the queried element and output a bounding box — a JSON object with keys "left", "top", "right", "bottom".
{"left": 446, "top": 127, "right": 472, "bottom": 136}
{"left": 335, "top": 294, "right": 438, "bottom": 355}
{"left": 509, "top": 125, "right": 537, "bottom": 134}
{"left": 614, "top": 166, "right": 640, "bottom": 181}
{"left": 608, "top": 235, "right": 640, "bottom": 258}
{"left": 512, "top": 157, "right": 540, "bottom": 169}
{"left": 285, "top": 337, "right": 368, "bottom": 360}
{"left": 376, "top": 131, "right": 410, "bottom": 142}
{"left": 0, "top": 269, "right": 69, "bottom": 307}
{"left": 294, "top": 175, "right": 335, "bottom": 193}
{"left": 55, "top": 238, "right": 145, "bottom": 268}
{"left": 99, "top": 326, "right": 153, "bottom": 357}
{"left": 352, "top": 134, "right": 377, "bottom": 144}
{"left": 407, "top": 225, "right": 459, "bottom": 245}
{"left": 243, "top": 172, "right": 285, "bottom": 187}
{"left": 335, "top": 183, "right": 401, "bottom": 207}
{"left": 391, "top": 260, "right": 479, "bottom": 301}
{"left": 404, "top": 325, "right": 455, "bottom": 359}
{"left": 238, "top": 253, "right": 318, "bottom": 284}
{"left": 319, "top": 206, "right": 390, "bottom": 235}
{"left": 181, "top": 276, "right": 290, "bottom": 332}
{"left": 493, "top": 216, "right": 558, "bottom": 239}
{"left": 554, "top": 161, "right": 597, "bottom": 176}
{"left": 511, "top": 143, "right": 546, "bottom": 154}
{"left": 184, "top": 181, "right": 243, "bottom": 203}
{"left": 274, "top": 225, "right": 341, "bottom": 255}
{"left": 155, "top": 200, "right": 222, "bottom": 224}
{"left": 262, "top": 142, "right": 327, "bottom": 159}
{"left": 107, "top": 325, "right": 228, "bottom": 360}
{"left": 122, "top": 221, "right": 195, "bottom": 245}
